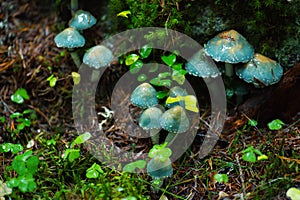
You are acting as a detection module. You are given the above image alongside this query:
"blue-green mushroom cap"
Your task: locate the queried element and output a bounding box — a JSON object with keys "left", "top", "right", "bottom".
{"left": 160, "top": 105, "right": 190, "bottom": 133}
{"left": 83, "top": 45, "right": 113, "bottom": 69}
{"left": 147, "top": 157, "right": 173, "bottom": 179}
{"left": 205, "top": 30, "right": 254, "bottom": 64}
{"left": 185, "top": 49, "right": 221, "bottom": 78}
{"left": 131, "top": 83, "right": 158, "bottom": 109}
{"left": 139, "top": 107, "right": 163, "bottom": 130}
{"left": 54, "top": 27, "right": 85, "bottom": 48}
{"left": 236, "top": 53, "right": 283, "bottom": 88}
{"left": 69, "top": 10, "right": 97, "bottom": 30}
{"left": 166, "top": 86, "right": 188, "bottom": 108}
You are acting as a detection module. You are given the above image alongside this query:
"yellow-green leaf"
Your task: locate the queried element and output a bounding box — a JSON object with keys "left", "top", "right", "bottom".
{"left": 72, "top": 72, "right": 81, "bottom": 85}
{"left": 117, "top": 10, "right": 131, "bottom": 18}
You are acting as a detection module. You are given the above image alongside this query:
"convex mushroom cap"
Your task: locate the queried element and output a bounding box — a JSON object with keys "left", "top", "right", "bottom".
{"left": 236, "top": 53, "right": 283, "bottom": 88}
{"left": 69, "top": 10, "right": 97, "bottom": 30}
{"left": 139, "top": 107, "right": 163, "bottom": 130}
{"left": 185, "top": 49, "right": 221, "bottom": 78}
{"left": 83, "top": 45, "right": 113, "bottom": 69}
{"left": 205, "top": 30, "right": 254, "bottom": 64}
{"left": 54, "top": 27, "right": 85, "bottom": 48}
{"left": 147, "top": 157, "right": 173, "bottom": 179}
{"left": 160, "top": 105, "right": 190, "bottom": 133}
{"left": 130, "top": 83, "right": 158, "bottom": 109}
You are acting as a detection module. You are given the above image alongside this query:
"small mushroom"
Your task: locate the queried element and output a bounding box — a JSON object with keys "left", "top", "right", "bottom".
{"left": 54, "top": 27, "right": 85, "bottom": 67}
{"left": 185, "top": 48, "right": 222, "bottom": 78}
{"left": 160, "top": 105, "right": 190, "bottom": 144}
{"left": 69, "top": 10, "right": 97, "bottom": 31}
{"left": 130, "top": 83, "right": 158, "bottom": 109}
{"left": 147, "top": 157, "right": 173, "bottom": 180}
{"left": 205, "top": 30, "right": 254, "bottom": 77}
{"left": 236, "top": 53, "right": 283, "bottom": 88}
{"left": 83, "top": 45, "right": 113, "bottom": 81}
{"left": 139, "top": 107, "right": 163, "bottom": 144}
{"left": 83, "top": 45, "right": 113, "bottom": 69}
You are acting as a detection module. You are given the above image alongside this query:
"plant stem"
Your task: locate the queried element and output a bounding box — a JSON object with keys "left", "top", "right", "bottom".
{"left": 225, "top": 62, "right": 233, "bottom": 77}
{"left": 71, "top": 0, "right": 78, "bottom": 16}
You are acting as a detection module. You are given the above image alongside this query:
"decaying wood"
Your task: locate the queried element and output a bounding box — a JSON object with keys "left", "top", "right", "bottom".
{"left": 239, "top": 63, "right": 300, "bottom": 125}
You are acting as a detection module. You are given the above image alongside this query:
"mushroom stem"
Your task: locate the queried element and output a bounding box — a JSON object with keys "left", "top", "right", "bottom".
{"left": 225, "top": 63, "right": 234, "bottom": 77}
{"left": 150, "top": 178, "right": 163, "bottom": 193}
{"left": 70, "top": 51, "right": 81, "bottom": 68}
{"left": 150, "top": 129, "right": 160, "bottom": 144}
{"left": 70, "top": 0, "right": 78, "bottom": 16}
{"left": 164, "top": 132, "right": 177, "bottom": 144}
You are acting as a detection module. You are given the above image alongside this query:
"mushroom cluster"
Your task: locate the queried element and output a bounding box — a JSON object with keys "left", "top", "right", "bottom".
{"left": 54, "top": 9, "right": 99, "bottom": 68}
{"left": 185, "top": 29, "right": 284, "bottom": 104}
{"left": 130, "top": 83, "right": 193, "bottom": 145}
{"left": 202, "top": 29, "right": 283, "bottom": 89}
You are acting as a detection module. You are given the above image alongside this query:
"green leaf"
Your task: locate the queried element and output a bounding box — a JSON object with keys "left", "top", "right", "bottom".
{"left": 22, "top": 109, "right": 32, "bottom": 114}
{"left": 66, "top": 149, "right": 80, "bottom": 162}
{"left": 268, "top": 119, "right": 284, "bottom": 130}
{"left": 86, "top": 163, "right": 103, "bottom": 178}
{"left": 161, "top": 54, "right": 176, "bottom": 66}
{"left": 11, "top": 94, "right": 24, "bottom": 104}
{"left": 72, "top": 72, "right": 81, "bottom": 85}
{"left": 0, "top": 143, "right": 12, "bottom": 153}
{"left": 50, "top": 77, "right": 57, "bottom": 87}
{"left": 137, "top": 74, "right": 147, "bottom": 82}
{"left": 117, "top": 10, "right": 131, "bottom": 18}
{"left": 12, "top": 159, "right": 27, "bottom": 175}
{"left": 0, "top": 116, "right": 5, "bottom": 123}
{"left": 140, "top": 44, "right": 152, "bottom": 59}
{"left": 10, "top": 112, "right": 23, "bottom": 118}
{"left": 149, "top": 143, "right": 172, "bottom": 161}
{"left": 257, "top": 155, "right": 268, "bottom": 161}
{"left": 214, "top": 173, "right": 229, "bottom": 183}
{"left": 242, "top": 152, "right": 256, "bottom": 162}
{"left": 73, "top": 132, "right": 91, "bottom": 146}
{"left": 22, "top": 118, "right": 31, "bottom": 127}
{"left": 286, "top": 187, "right": 300, "bottom": 200}
{"left": 10, "top": 144, "right": 23, "bottom": 154}
{"left": 172, "top": 70, "right": 185, "bottom": 85}
{"left": 147, "top": 63, "right": 158, "bottom": 72}
{"left": 150, "top": 78, "right": 171, "bottom": 87}
{"left": 125, "top": 54, "right": 140, "bottom": 66}
{"left": 11, "top": 88, "right": 29, "bottom": 104}
{"left": 123, "top": 160, "right": 146, "bottom": 172}
{"left": 26, "top": 156, "right": 39, "bottom": 175}
{"left": 171, "top": 63, "right": 182, "bottom": 70}
{"left": 17, "top": 123, "right": 25, "bottom": 131}
{"left": 158, "top": 72, "right": 171, "bottom": 79}
{"left": 157, "top": 91, "right": 169, "bottom": 99}
{"left": 248, "top": 119, "right": 258, "bottom": 127}
{"left": 129, "top": 60, "right": 143, "bottom": 74}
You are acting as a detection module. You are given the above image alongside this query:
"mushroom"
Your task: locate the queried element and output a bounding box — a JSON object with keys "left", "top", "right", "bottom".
{"left": 166, "top": 86, "right": 188, "bottom": 108}
{"left": 236, "top": 53, "right": 283, "bottom": 88}
{"left": 147, "top": 157, "right": 173, "bottom": 180}
{"left": 160, "top": 105, "right": 190, "bottom": 144}
{"left": 69, "top": 10, "right": 97, "bottom": 31}
{"left": 139, "top": 107, "right": 163, "bottom": 144}
{"left": 54, "top": 27, "right": 85, "bottom": 67}
{"left": 83, "top": 45, "right": 113, "bottom": 81}
{"left": 205, "top": 30, "right": 254, "bottom": 77}
{"left": 147, "top": 143, "right": 173, "bottom": 190}
{"left": 185, "top": 48, "right": 222, "bottom": 78}
{"left": 130, "top": 83, "right": 158, "bottom": 109}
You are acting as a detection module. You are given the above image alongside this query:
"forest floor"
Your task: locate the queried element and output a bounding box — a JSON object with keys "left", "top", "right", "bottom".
{"left": 0, "top": 1, "right": 299, "bottom": 199}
